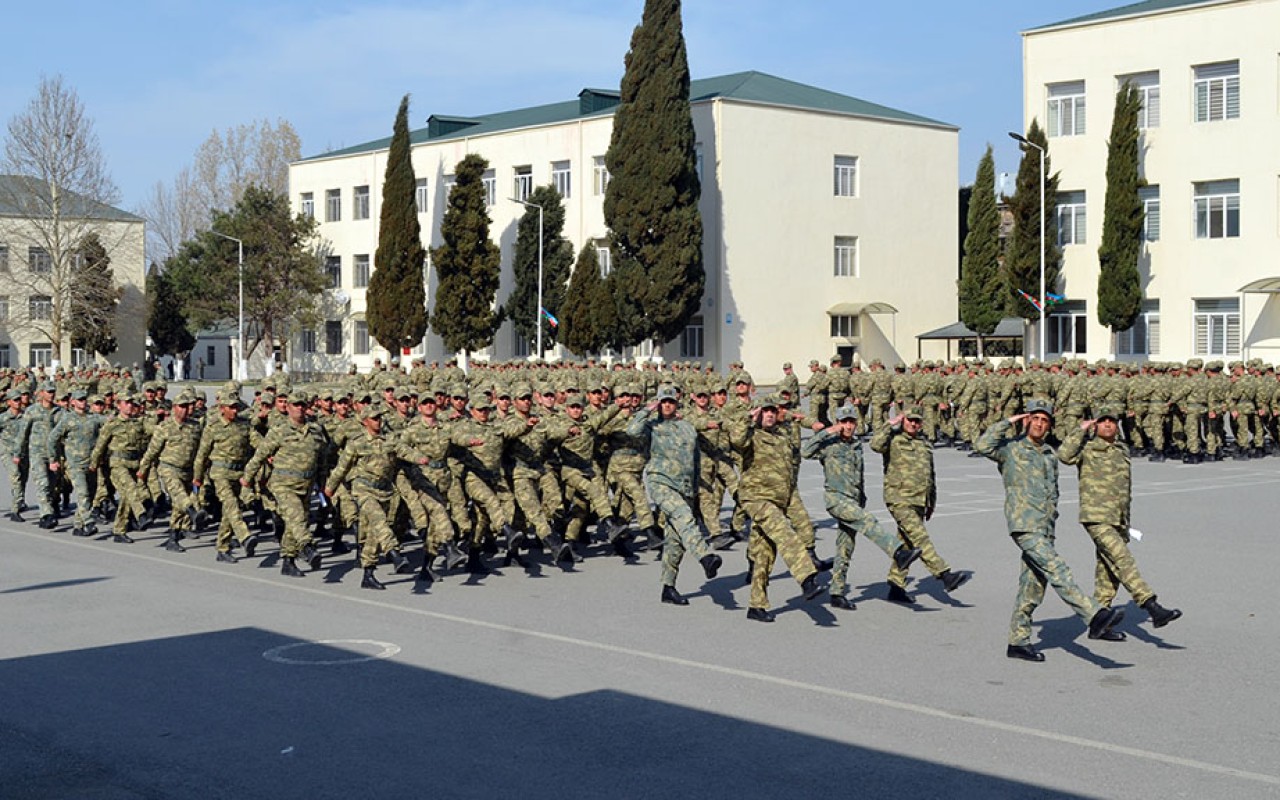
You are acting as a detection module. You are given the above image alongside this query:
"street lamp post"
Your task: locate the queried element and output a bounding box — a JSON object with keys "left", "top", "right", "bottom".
{"left": 210, "top": 230, "right": 247, "bottom": 381}
{"left": 510, "top": 197, "right": 544, "bottom": 359}
{"left": 1008, "top": 131, "right": 1046, "bottom": 361}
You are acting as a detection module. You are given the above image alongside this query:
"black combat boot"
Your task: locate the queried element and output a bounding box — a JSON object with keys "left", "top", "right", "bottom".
{"left": 1142, "top": 597, "right": 1182, "bottom": 628}
{"left": 893, "top": 544, "right": 923, "bottom": 571}
{"left": 661, "top": 584, "right": 689, "bottom": 606}
{"left": 466, "top": 547, "right": 491, "bottom": 575}
{"left": 418, "top": 553, "right": 441, "bottom": 583}
{"left": 545, "top": 531, "right": 574, "bottom": 564}
{"left": 807, "top": 548, "right": 834, "bottom": 573}
{"left": 243, "top": 533, "right": 260, "bottom": 558}
{"left": 1006, "top": 644, "right": 1045, "bottom": 662}
{"left": 1087, "top": 607, "right": 1125, "bottom": 639}
{"left": 746, "top": 607, "right": 776, "bottom": 623}
{"left": 442, "top": 541, "right": 468, "bottom": 570}
{"left": 216, "top": 550, "right": 238, "bottom": 564}
{"left": 280, "top": 557, "right": 305, "bottom": 578}
{"left": 389, "top": 549, "right": 414, "bottom": 574}
{"left": 830, "top": 594, "right": 856, "bottom": 610}
{"left": 300, "top": 543, "right": 322, "bottom": 571}
{"left": 361, "top": 567, "right": 386, "bottom": 590}
{"left": 700, "top": 553, "right": 722, "bottom": 579}
{"left": 940, "top": 569, "right": 973, "bottom": 593}
{"left": 162, "top": 532, "right": 186, "bottom": 552}
{"left": 886, "top": 583, "right": 912, "bottom": 604}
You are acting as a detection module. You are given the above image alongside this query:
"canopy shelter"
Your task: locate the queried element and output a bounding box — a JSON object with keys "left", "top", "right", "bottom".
{"left": 916, "top": 317, "right": 1026, "bottom": 360}
{"left": 825, "top": 302, "right": 898, "bottom": 364}
{"left": 1237, "top": 278, "right": 1280, "bottom": 360}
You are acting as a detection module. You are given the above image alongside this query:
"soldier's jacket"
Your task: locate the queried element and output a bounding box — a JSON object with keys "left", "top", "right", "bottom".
{"left": 1057, "top": 427, "right": 1130, "bottom": 526}
{"left": 917, "top": 370, "right": 943, "bottom": 407}
{"left": 91, "top": 415, "right": 150, "bottom": 468}
{"left": 193, "top": 413, "right": 254, "bottom": 483}
{"left": 0, "top": 407, "right": 30, "bottom": 460}
{"left": 687, "top": 403, "right": 732, "bottom": 464}
{"left": 449, "top": 414, "right": 528, "bottom": 478}
{"left": 396, "top": 416, "right": 453, "bottom": 468}
{"left": 1207, "top": 373, "right": 1230, "bottom": 414}
{"left": 727, "top": 418, "right": 798, "bottom": 507}
{"left": 1229, "top": 375, "right": 1256, "bottom": 414}
{"left": 804, "top": 369, "right": 828, "bottom": 399}
{"left": 544, "top": 405, "right": 619, "bottom": 475}
{"left": 869, "top": 423, "right": 936, "bottom": 508}
{"left": 974, "top": 419, "right": 1059, "bottom": 533}
{"left": 140, "top": 416, "right": 204, "bottom": 473}
{"left": 504, "top": 410, "right": 551, "bottom": 479}
{"left": 801, "top": 428, "right": 867, "bottom": 507}
{"left": 827, "top": 367, "right": 849, "bottom": 404}
{"left": 626, "top": 407, "right": 698, "bottom": 497}
{"left": 889, "top": 371, "right": 914, "bottom": 406}
{"left": 326, "top": 430, "right": 398, "bottom": 497}
{"left": 48, "top": 409, "right": 104, "bottom": 468}
{"left": 243, "top": 419, "right": 328, "bottom": 487}
{"left": 23, "top": 402, "right": 60, "bottom": 458}
{"left": 777, "top": 372, "right": 800, "bottom": 399}
{"left": 601, "top": 406, "right": 649, "bottom": 472}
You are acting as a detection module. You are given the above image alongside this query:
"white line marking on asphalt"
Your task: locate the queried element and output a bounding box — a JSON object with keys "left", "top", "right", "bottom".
{"left": 8, "top": 527, "right": 1280, "bottom": 789}
{"left": 262, "top": 639, "right": 400, "bottom": 665}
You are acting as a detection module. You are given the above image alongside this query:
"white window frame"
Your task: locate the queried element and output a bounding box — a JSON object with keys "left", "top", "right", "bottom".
{"left": 1193, "top": 298, "right": 1240, "bottom": 356}
{"left": 1193, "top": 61, "right": 1239, "bottom": 122}
{"left": 834, "top": 236, "right": 858, "bottom": 277}
{"left": 415, "top": 178, "right": 428, "bottom": 215}
{"left": 513, "top": 166, "right": 533, "bottom": 202}
{"left": 0, "top": 344, "right": 11, "bottom": 369}
{"left": 482, "top": 170, "right": 496, "bottom": 207}
{"left": 354, "top": 320, "right": 370, "bottom": 355}
{"left": 834, "top": 155, "right": 858, "bottom": 197}
{"left": 29, "top": 246, "right": 51, "bottom": 274}
{"left": 830, "top": 315, "right": 859, "bottom": 339}
{"left": 325, "top": 189, "right": 341, "bottom": 222}
{"left": 353, "top": 185, "right": 370, "bottom": 220}
{"left": 1047, "top": 81, "right": 1086, "bottom": 137}
{"left": 0, "top": 295, "right": 8, "bottom": 321}
{"left": 551, "top": 161, "right": 571, "bottom": 199}
{"left": 1139, "top": 185, "right": 1161, "bottom": 242}
{"left": 300, "top": 329, "right": 317, "bottom": 354}
{"left": 593, "top": 156, "right": 610, "bottom": 196}
{"left": 325, "top": 321, "right": 343, "bottom": 355}
{"left": 325, "top": 255, "right": 341, "bottom": 289}
{"left": 1194, "top": 180, "right": 1240, "bottom": 239}
{"left": 353, "top": 254, "right": 370, "bottom": 288}
{"left": 1057, "top": 191, "right": 1087, "bottom": 246}
{"left": 595, "top": 240, "right": 611, "bottom": 278}
{"left": 1047, "top": 301, "right": 1088, "bottom": 356}
{"left": 1120, "top": 71, "right": 1160, "bottom": 129}
{"left": 29, "top": 294, "right": 52, "bottom": 321}
{"left": 1115, "top": 301, "right": 1160, "bottom": 356}
{"left": 300, "top": 193, "right": 314, "bottom": 218}
{"left": 28, "top": 343, "right": 52, "bottom": 368}
{"left": 680, "top": 317, "right": 704, "bottom": 358}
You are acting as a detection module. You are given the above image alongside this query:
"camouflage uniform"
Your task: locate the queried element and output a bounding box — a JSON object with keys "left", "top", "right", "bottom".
{"left": 870, "top": 416, "right": 951, "bottom": 589}
{"left": 139, "top": 402, "right": 204, "bottom": 539}
{"left": 90, "top": 406, "right": 152, "bottom": 536}
{"left": 47, "top": 396, "right": 105, "bottom": 532}
{"left": 242, "top": 409, "right": 328, "bottom": 563}
{"left": 325, "top": 410, "right": 403, "bottom": 571}
{"left": 193, "top": 396, "right": 256, "bottom": 556}
{"left": 22, "top": 397, "right": 60, "bottom": 520}
{"left": 1, "top": 400, "right": 29, "bottom": 514}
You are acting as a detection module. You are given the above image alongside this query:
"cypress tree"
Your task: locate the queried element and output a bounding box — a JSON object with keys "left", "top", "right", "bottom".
{"left": 430, "top": 154, "right": 502, "bottom": 354}
{"left": 603, "top": 0, "right": 703, "bottom": 346}
{"left": 561, "top": 244, "right": 619, "bottom": 356}
{"left": 69, "top": 232, "right": 120, "bottom": 357}
{"left": 958, "top": 145, "right": 1003, "bottom": 357}
{"left": 508, "top": 185, "right": 573, "bottom": 356}
{"left": 1097, "top": 81, "right": 1145, "bottom": 336}
{"left": 1004, "top": 119, "right": 1062, "bottom": 320}
{"left": 367, "top": 94, "right": 428, "bottom": 353}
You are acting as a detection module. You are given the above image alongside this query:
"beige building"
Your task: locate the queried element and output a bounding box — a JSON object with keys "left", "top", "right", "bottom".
{"left": 1022, "top": 0, "right": 1280, "bottom": 362}
{"left": 0, "top": 176, "right": 147, "bottom": 370}
{"left": 288, "top": 71, "right": 959, "bottom": 380}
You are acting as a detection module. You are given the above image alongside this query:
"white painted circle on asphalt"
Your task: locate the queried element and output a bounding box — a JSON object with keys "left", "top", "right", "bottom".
{"left": 262, "top": 639, "right": 400, "bottom": 665}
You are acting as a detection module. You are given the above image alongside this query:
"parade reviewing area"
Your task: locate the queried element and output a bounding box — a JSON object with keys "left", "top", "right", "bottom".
{"left": 2, "top": 440, "right": 1277, "bottom": 799}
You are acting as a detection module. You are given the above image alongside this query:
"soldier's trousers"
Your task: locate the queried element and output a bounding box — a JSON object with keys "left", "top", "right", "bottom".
{"left": 648, "top": 481, "right": 710, "bottom": 588}
{"left": 886, "top": 504, "right": 949, "bottom": 588}
{"left": 922, "top": 403, "right": 941, "bottom": 442}
{"left": 511, "top": 472, "right": 555, "bottom": 541}
{"left": 960, "top": 407, "right": 987, "bottom": 445}
{"left": 64, "top": 466, "right": 94, "bottom": 529}
{"left": 108, "top": 461, "right": 148, "bottom": 535}
{"left": 1127, "top": 412, "right": 1147, "bottom": 449}
{"left": 7, "top": 458, "right": 25, "bottom": 513}
{"left": 1084, "top": 523, "right": 1153, "bottom": 607}
{"left": 1183, "top": 409, "right": 1205, "bottom": 454}
{"left": 1205, "top": 413, "right": 1224, "bottom": 455}
{"left": 826, "top": 493, "right": 900, "bottom": 598}
{"left": 1232, "top": 412, "right": 1256, "bottom": 450}
{"left": 811, "top": 397, "right": 829, "bottom": 427}
{"left": 560, "top": 468, "right": 611, "bottom": 542}
{"left": 356, "top": 489, "right": 398, "bottom": 568}
{"left": 697, "top": 457, "right": 732, "bottom": 539}
{"left": 1008, "top": 528, "right": 1100, "bottom": 646}
{"left": 1144, "top": 411, "right": 1168, "bottom": 453}
{"left": 28, "top": 456, "right": 54, "bottom": 517}
{"left": 609, "top": 467, "right": 656, "bottom": 529}
{"left": 461, "top": 471, "right": 513, "bottom": 543}
{"left": 157, "top": 465, "right": 195, "bottom": 533}
{"left": 401, "top": 471, "right": 454, "bottom": 554}
{"left": 268, "top": 479, "right": 313, "bottom": 558}
{"left": 210, "top": 472, "right": 253, "bottom": 553}
{"left": 742, "top": 497, "right": 818, "bottom": 610}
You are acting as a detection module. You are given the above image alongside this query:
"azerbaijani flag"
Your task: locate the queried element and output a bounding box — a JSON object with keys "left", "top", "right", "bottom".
{"left": 541, "top": 307, "right": 560, "bottom": 328}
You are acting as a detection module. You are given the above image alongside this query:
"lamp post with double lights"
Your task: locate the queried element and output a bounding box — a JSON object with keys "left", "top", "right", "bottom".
{"left": 1008, "top": 131, "right": 1047, "bottom": 361}
{"left": 209, "top": 229, "right": 248, "bottom": 380}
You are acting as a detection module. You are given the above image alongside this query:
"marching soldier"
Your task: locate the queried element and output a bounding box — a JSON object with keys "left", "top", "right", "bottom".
{"left": 193, "top": 387, "right": 259, "bottom": 563}
{"left": 47, "top": 389, "right": 105, "bottom": 537}
{"left": 89, "top": 393, "right": 154, "bottom": 543}
{"left": 138, "top": 388, "right": 205, "bottom": 552}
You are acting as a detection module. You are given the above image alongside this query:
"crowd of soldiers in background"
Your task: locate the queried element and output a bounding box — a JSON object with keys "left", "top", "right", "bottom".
{"left": 0, "top": 350, "right": 1267, "bottom": 607}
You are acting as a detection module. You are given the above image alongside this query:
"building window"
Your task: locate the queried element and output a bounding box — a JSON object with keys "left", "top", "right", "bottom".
{"left": 1115, "top": 300, "right": 1160, "bottom": 356}
{"left": 326, "top": 189, "right": 341, "bottom": 221}
{"left": 1139, "top": 185, "right": 1161, "bottom": 241}
{"left": 595, "top": 240, "right": 611, "bottom": 278}
{"left": 1057, "top": 191, "right": 1087, "bottom": 246}
{"left": 0, "top": 344, "right": 11, "bottom": 369}
{"left": 0, "top": 296, "right": 8, "bottom": 321}
{"left": 513, "top": 166, "right": 533, "bottom": 202}
{"left": 70, "top": 348, "right": 87, "bottom": 368}
{"left": 29, "top": 246, "right": 51, "bottom": 274}
{"left": 1120, "top": 71, "right": 1160, "bottom": 129}
{"left": 482, "top": 170, "right": 496, "bottom": 207}
{"left": 29, "top": 343, "right": 53, "bottom": 368}
{"left": 443, "top": 175, "right": 455, "bottom": 200}
{"left": 325, "top": 256, "right": 342, "bottom": 289}
{"left": 551, "top": 161, "right": 571, "bottom": 199}
{"left": 415, "top": 179, "right": 428, "bottom": 214}
{"left": 29, "top": 294, "right": 52, "bottom": 321}
{"left": 680, "top": 316, "right": 704, "bottom": 358}
{"left": 1048, "top": 300, "right": 1087, "bottom": 355}
{"left": 1194, "top": 180, "right": 1240, "bottom": 239}
{"left": 1194, "top": 298, "right": 1240, "bottom": 356}
{"left": 593, "top": 156, "right": 610, "bottom": 195}
{"left": 206, "top": 345, "right": 216, "bottom": 367}
{"left": 834, "top": 236, "right": 858, "bottom": 277}
{"left": 830, "top": 315, "right": 859, "bottom": 338}
{"left": 1047, "top": 81, "right": 1086, "bottom": 137}
{"left": 0, "top": 244, "right": 10, "bottom": 272}
{"left": 300, "top": 329, "right": 317, "bottom": 354}
{"left": 325, "top": 321, "right": 343, "bottom": 355}
{"left": 513, "top": 330, "right": 530, "bottom": 358}
{"left": 353, "top": 254, "right": 370, "bottom": 288}
{"left": 354, "top": 320, "right": 370, "bottom": 355}
{"left": 353, "top": 185, "right": 370, "bottom": 220}
{"left": 300, "top": 192, "right": 314, "bottom": 219}
{"left": 834, "top": 155, "right": 858, "bottom": 197}
{"left": 1194, "top": 61, "right": 1240, "bottom": 122}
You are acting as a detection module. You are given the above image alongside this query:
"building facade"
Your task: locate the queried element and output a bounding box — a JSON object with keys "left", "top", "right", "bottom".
{"left": 1022, "top": 0, "right": 1280, "bottom": 363}
{"left": 288, "top": 71, "right": 959, "bottom": 380}
{"left": 0, "top": 176, "right": 147, "bottom": 370}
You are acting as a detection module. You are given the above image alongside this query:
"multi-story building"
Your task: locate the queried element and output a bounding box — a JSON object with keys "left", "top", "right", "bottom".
{"left": 288, "top": 70, "right": 959, "bottom": 379}
{"left": 1022, "top": 0, "right": 1280, "bottom": 363}
{"left": 0, "top": 175, "right": 147, "bottom": 370}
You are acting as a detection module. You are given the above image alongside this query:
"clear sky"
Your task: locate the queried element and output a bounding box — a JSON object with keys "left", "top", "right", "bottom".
{"left": 2, "top": 0, "right": 1125, "bottom": 213}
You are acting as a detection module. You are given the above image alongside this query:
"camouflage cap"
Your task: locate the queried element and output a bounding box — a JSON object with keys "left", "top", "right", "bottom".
{"left": 903, "top": 404, "right": 924, "bottom": 421}
{"left": 290, "top": 390, "right": 313, "bottom": 404}
{"left": 216, "top": 390, "right": 244, "bottom": 407}
{"left": 70, "top": 389, "right": 89, "bottom": 401}
{"left": 655, "top": 385, "right": 678, "bottom": 402}
{"left": 808, "top": 359, "right": 820, "bottom": 368}
{"left": 834, "top": 404, "right": 859, "bottom": 422}
{"left": 173, "top": 388, "right": 198, "bottom": 405}
{"left": 360, "top": 405, "right": 386, "bottom": 421}
{"left": 395, "top": 386, "right": 416, "bottom": 400}
{"left": 782, "top": 362, "right": 793, "bottom": 370}
{"left": 1095, "top": 403, "right": 1124, "bottom": 421}
{"left": 751, "top": 394, "right": 779, "bottom": 410}
{"left": 565, "top": 394, "right": 586, "bottom": 407}
{"left": 511, "top": 382, "right": 534, "bottom": 399}
{"left": 1185, "top": 358, "right": 1204, "bottom": 370}
{"left": 1026, "top": 398, "right": 1055, "bottom": 420}
{"left": 468, "top": 392, "right": 493, "bottom": 409}
{"left": 735, "top": 371, "right": 754, "bottom": 385}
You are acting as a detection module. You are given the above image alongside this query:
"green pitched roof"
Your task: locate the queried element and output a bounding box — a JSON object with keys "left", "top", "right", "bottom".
{"left": 0, "top": 175, "right": 142, "bottom": 222}
{"left": 1026, "top": 0, "right": 1233, "bottom": 32}
{"left": 301, "top": 71, "right": 953, "bottom": 163}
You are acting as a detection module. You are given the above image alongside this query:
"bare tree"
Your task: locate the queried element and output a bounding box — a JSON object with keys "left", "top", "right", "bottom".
{"left": 1, "top": 75, "right": 135, "bottom": 366}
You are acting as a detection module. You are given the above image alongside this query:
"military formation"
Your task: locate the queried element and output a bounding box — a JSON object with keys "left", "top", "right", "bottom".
{"left": 0, "top": 353, "right": 1196, "bottom": 653}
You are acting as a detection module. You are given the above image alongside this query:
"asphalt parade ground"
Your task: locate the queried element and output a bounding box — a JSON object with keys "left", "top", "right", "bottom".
{"left": 3, "top": 443, "right": 1279, "bottom": 799}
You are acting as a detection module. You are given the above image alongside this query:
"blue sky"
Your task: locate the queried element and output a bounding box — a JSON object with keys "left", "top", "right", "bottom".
{"left": 3, "top": 0, "right": 1124, "bottom": 212}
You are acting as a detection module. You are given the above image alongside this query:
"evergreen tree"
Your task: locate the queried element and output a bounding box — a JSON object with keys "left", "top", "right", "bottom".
{"left": 561, "top": 244, "right": 619, "bottom": 355}
{"left": 508, "top": 185, "right": 573, "bottom": 356}
{"left": 958, "top": 146, "right": 1003, "bottom": 358}
{"left": 1097, "top": 81, "right": 1145, "bottom": 336}
{"left": 1004, "top": 119, "right": 1062, "bottom": 320}
{"left": 68, "top": 232, "right": 120, "bottom": 357}
{"left": 368, "top": 94, "right": 428, "bottom": 353}
{"left": 430, "top": 154, "right": 502, "bottom": 354}
{"left": 147, "top": 269, "right": 195, "bottom": 358}
{"left": 603, "top": 0, "right": 703, "bottom": 346}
